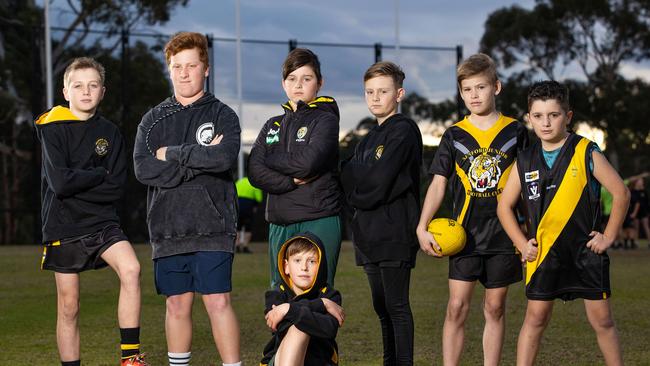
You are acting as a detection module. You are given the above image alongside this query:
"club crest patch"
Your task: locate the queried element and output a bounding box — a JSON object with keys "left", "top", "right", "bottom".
{"left": 527, "top": 181, "right": 540, "bottom": 200}
{"left": 296, "top": 126, "right": 308, "bottom": 142}
{"left": 95, "top": 138, "right": 109, "bottom": 156}
{"left": 375, "top": 145, "right": 384, "bottom": 160}
{"left": 196, "top": 122, "right": 215, "bottom": 146}
{"left": 468, "top": 152, "right": 501, "bottom": 192}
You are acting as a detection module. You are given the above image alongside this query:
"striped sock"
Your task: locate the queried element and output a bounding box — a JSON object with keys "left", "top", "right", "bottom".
{"left": 120, "top": 327, "right": 140, "bottom": 359}
{"left": 168, "top": 351, "right": 191, "bottom": 366}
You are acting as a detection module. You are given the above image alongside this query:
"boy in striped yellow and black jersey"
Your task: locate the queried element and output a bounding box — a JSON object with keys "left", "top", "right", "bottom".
{"left": 417, "top": 53, "right": 528, "bottom": 366}
{"left": 498, "top": 81, "right": 628, "bottom": 365}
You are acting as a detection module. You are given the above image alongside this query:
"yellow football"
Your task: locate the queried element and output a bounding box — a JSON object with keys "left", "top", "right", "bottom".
{"left": 427, "top": 218, "right": 467, "bottom": 256}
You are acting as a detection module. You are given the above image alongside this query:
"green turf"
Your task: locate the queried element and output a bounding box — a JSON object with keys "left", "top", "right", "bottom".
{"left": 1, "top": 242, "right": 649, "bottom": 365}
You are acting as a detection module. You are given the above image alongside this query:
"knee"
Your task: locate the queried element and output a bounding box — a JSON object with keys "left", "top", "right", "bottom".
{"left": 166, "top": 296, "right": 192, "bottom": 319}
{"left": 370, "top": 295, "right": 388, "bottom": 317}
{"left": 204, "top": 293, "right": 232, "bottom": 313}
{"left": 384, "top": 296, "right": 410, "bottom": 317}
{"left": 446, "top": 298, "right": 469, "bottom": 323}
{"left": 483, "top": 300, "right": 505, "bottom": 321}
{"left": 119, "top": 261, "right": 141, "bottom": 286}
{"left": 589, "top": 313, "right": 616, "bottom": 331}
{"left": 286, "top": 325, "right": 309, "bottom": 340}
{"left": 525, "top": 308, "right": 552, "bottom": 329}
{"left": 58, "top": 296, "right": 79, "bottom": 322}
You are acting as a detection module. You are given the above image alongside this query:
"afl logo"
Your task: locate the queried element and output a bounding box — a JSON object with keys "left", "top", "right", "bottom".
{"left": 95, "top": 138, "right": 109, "bottom": 156}
{"left": 196, "top": 122, "right": 215, "bottom": 146}
{"left": 375, "top": 145, "right": 384, "bottom": 160}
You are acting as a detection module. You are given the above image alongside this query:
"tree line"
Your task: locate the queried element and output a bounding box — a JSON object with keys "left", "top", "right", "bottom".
{"left": 1, "top": 0, "right": 649, "bottom": 244}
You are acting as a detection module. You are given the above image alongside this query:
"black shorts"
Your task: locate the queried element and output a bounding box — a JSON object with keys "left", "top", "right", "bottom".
{"left": 526, "top": 243, "right": 611, "bottom": 301}
{"left": 237, "top": 198, "right": 256, "bottom": 230}
{"left": 41, "top": 225, "right": 128, "bottom": 273}
{"left": 449, "top": 253, "right": 523, "bottom": 288}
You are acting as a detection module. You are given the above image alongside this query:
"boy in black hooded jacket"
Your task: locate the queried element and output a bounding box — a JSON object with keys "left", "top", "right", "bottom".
{"left": 261, "top": 232, "right": 344, "bottom": 366}
{"left": 340, "top": 61, "right": 422, "bottom": 365}
{"left": 36, "top": 57, "right": 146, "bottom": 366}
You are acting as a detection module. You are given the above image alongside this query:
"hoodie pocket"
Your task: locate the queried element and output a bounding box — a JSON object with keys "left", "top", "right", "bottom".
{"left": 147, "top": 185, "right": 225, "bottom": 240}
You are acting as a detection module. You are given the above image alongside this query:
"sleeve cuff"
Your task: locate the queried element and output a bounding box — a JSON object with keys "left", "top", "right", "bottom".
{"left": 93, "top": 166, "right": 108, "bottom": 178}
{"left": 284, "top": 303, "right": 299, "bottom": 322}
{"left": 165, "top": 145, "right": 181, "bottom": 162}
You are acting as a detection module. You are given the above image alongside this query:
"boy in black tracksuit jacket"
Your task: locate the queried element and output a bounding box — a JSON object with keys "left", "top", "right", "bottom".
{"left": 340, "top": 62, "right": 422, "bottom": 365}
{"left": 261, "top": 232, "right": 343, "bottom": 366}
{"left": 248, "top": 48, "right": 342, "bottom": 289}
{"left": 36, "top": 57, "right": 146, "bottom": 366}
{"left": 37, "top": 107, "right": 127, "bottom": 242}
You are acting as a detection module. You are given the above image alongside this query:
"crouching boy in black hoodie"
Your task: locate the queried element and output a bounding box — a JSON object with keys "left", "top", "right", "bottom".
{"left": 261, "top": 232, "right": 344, "bottom": 366}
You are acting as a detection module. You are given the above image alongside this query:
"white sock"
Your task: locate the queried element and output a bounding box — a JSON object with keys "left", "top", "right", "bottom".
{"left": 223, "top": 362, "right": 242, "bottom": 366}
{"left": 168, "top": 351, "right": 191, "bottom": 366}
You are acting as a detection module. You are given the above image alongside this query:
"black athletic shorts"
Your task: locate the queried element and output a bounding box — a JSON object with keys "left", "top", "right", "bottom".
{"left": 41, "top": 225, "right": 128, "bottom": 273}
{"left": 526, "top": 245, "right": 611, "bottom": 301}
{"left": 237, "top": 198, "right": 256, "bottom": 230}
{"left": 449, "top": 253, "right": 523, "bottom": 288}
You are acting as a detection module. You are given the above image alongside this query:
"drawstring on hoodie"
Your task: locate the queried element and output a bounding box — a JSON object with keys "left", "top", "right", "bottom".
{"left": 144, "top": 103, "right": 192, "bottom": 155}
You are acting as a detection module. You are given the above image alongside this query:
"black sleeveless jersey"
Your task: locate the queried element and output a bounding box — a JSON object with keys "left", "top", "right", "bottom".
{"left": 517, "top": 134, "right": 610, "bottom": 300}
{"left": 430, "top": 115, "right": 528, "bottom": 256}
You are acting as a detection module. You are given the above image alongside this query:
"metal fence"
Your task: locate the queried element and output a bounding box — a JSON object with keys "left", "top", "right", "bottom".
{"left": 1, "top": 24, "right": 462, "bottom": 244}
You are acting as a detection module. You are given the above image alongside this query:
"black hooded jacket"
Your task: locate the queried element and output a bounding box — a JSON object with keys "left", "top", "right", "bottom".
{"left": 261, "top": 232, "right": 341, "bottom": 366}
{"left": 35, "top": 106, "right": 126, "bottom": 242}
{"left": 340, "top": 114, "right": 423, "bottom": 265}
{"left": 133, "top": 93, "right": 241, "bottom": 258}
{"left": 248, "top": 97, "right": 342, "bottom": 225}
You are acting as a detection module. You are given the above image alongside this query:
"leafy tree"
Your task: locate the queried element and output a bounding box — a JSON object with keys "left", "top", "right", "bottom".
{"left": 401, "top": 92, "right": 459, "bottom": 123}
{"left": 480, "top": 0, "right": 650, "bottom": 172}
{"left": 0, "top": 0, "right": 185, "bottom": 243}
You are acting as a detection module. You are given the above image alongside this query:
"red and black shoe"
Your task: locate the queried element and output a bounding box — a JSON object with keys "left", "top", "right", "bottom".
{"left": 121, "top": 353, "right": 148, "bottom": 366}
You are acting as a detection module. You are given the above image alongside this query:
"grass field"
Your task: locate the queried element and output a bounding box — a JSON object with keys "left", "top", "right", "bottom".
{"left": 2, "top": 241, "right": 650, "bottom": 365}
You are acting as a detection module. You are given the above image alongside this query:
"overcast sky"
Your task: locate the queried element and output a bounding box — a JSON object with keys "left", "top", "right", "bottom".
{"left": 46, "top": 0, "right": 649, "bottom": 144}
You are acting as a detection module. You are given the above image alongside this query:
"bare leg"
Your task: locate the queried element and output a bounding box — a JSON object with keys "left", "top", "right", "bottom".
{"left": 101, "top": 241, "right": 141, "bottom": 328}
{"left": 166, "top": 292, "right": 194, "bottom": 352}
{"left": 54, "top": 272, "right": 80, "bottom": 362}
{"left": 584, "top": 299, "right": 623, "bottom": 366}
{"left": 274, "top": 325, "right": 311, "bottom": 366}
{"left": 442, "top": 279, "right": 475, "bottom": 366}
{"left": 202, "top": 293, "right": 241, "bottom": 363}
{"left": 483, "top": 286, "right": 509, "bottom": 366}
{"left": 516, "top": 300, "right": 553, "bottom": 366}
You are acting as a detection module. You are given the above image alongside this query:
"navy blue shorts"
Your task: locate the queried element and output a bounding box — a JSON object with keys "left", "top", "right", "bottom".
{"left": 154, "top": 251, "right": 233, "bottom": 296}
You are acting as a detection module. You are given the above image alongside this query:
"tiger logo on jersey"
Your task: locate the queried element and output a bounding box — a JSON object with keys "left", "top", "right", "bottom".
{"left": 468, "top": 152, "right": 501, "bottom": 192}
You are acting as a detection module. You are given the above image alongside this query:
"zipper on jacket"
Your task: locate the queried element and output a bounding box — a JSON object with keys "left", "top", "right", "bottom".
{"left": 286, "top": 113, "right": 294, "bottom": 153}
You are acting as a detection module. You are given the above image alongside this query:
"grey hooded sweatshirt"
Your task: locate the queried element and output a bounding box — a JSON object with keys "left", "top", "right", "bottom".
{"left": 134, "top": 93, "right": 240, "bottom": 259}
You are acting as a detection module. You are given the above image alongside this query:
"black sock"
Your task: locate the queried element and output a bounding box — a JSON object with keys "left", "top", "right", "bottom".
{"left": 61, "top": 361, "right": 80, "bottom": 366}
{"left": 120, "top": 327, "right": 140, "bottom": 359}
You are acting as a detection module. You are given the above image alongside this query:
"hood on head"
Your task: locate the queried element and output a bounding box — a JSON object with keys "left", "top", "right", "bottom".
{"left": 276, "top": 231, "right": 329, "bottom": 298}
{"left": 35, "top": 106, "right": 81, "bottom": 126}
{"left": 282, "top": 96, "right": 339, "bottom": 119}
